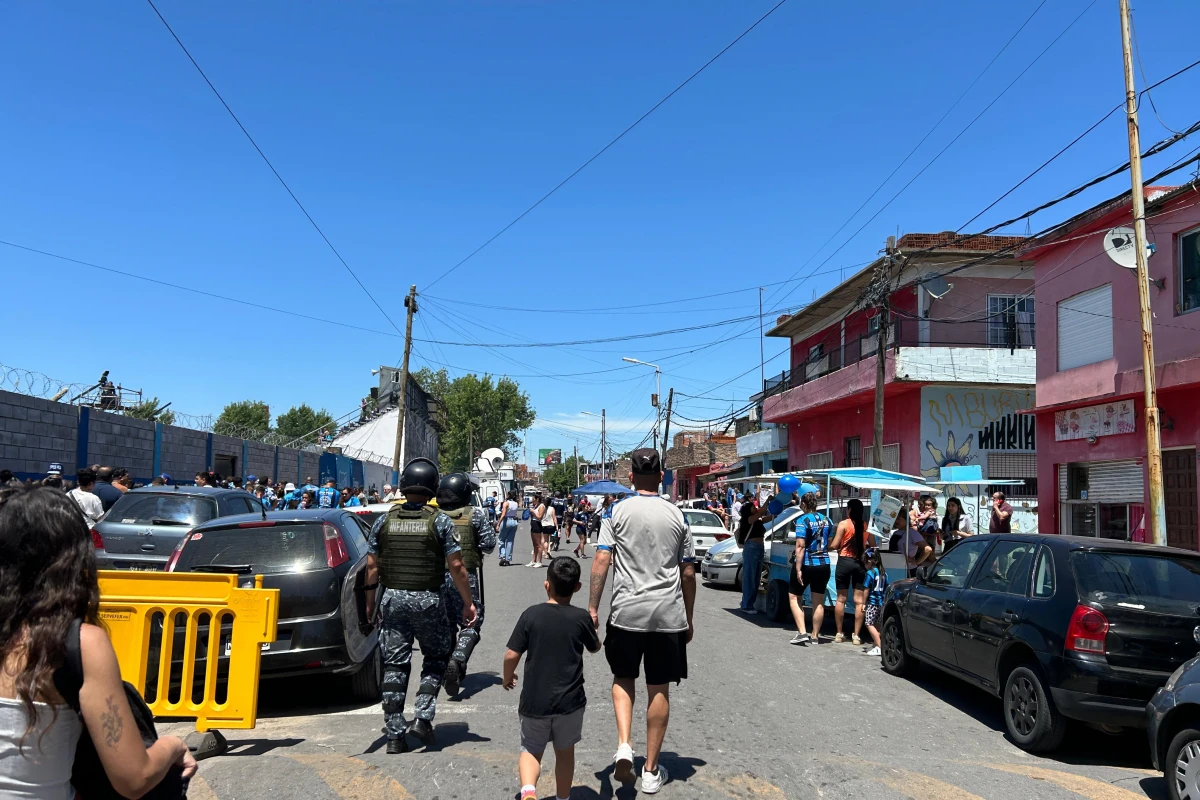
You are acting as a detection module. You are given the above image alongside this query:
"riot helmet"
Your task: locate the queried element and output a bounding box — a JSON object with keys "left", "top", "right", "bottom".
{"left": 436, "top": 472, "right": 473, "bottom": 511}
{"left": 399, "top": 457, "right": 439, "bottom": 497}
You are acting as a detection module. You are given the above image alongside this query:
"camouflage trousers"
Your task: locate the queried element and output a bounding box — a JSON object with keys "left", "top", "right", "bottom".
{"left": 441, "top": 569, "right": 484, "bottom": 666}
{"left": 378, "top": 588, "right": 452, "bottom": 739}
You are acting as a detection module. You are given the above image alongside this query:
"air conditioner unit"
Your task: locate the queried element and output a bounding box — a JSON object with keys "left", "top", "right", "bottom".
{"left": 749, "top": 406, "right": 760, "bottom": 423}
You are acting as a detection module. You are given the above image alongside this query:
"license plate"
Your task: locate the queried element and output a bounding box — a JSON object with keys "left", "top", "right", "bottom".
{"left": 222, "top": 641, "right": 272, "bottom": 657}
{"left": 131, "top": 564, "right": 161, "bottom": 572}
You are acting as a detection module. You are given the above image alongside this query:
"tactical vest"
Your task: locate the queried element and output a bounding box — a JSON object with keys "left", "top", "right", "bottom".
{"left": 444, "top": 507, "right": 480, "bottom": 571}
{"left": 377, "top": 505, "right": 443, "bottom": 591}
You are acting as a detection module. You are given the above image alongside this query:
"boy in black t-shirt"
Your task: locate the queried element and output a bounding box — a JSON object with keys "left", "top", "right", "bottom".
{"left": 504, "top": 556, "right": 601, "bottom": 800}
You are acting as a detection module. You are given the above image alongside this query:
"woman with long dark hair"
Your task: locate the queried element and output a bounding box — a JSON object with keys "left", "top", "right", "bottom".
{"left": 527, "top": 494, "right": 546, "bottom": 568}
{"left": 497, "top": 490, "right": 521, "bottom": 566}
{"left": 736, "top": 497, "right": 769, "bottom": 614}
{"left": 829, "top": 498, "right": 869, "bottom": 646}
{"left": 940, "top": 496, "right": 974, "bottom": 552}
{"left": 0, "top": 485, "right": 196, "bottom": 798}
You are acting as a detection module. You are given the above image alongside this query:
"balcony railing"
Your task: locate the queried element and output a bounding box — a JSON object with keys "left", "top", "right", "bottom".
{"left": 761, "top": 316, "right": 1035, "bottom": 397}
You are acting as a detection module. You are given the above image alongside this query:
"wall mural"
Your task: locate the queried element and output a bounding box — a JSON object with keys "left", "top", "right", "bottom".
{"left": 1054, "top": 399, "right": 1135, "bottom": 441}
{"left": 920, "top": 387, "right": 1037, "bottom": 531}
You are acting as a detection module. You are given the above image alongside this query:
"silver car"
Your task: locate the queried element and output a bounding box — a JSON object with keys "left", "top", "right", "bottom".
{"left": 682, "top": 509, "right": 730, "bottom": 557}
{"left": 700, "top": 537, "right": 742, "bottom": 586}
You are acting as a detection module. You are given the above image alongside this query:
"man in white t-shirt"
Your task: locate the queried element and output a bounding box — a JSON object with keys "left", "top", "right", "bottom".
{"left": 589, "top": 448, "right": 695, "bottom": 795}
{"left": 68, "top": 468, "right": 105, "bottom": 524}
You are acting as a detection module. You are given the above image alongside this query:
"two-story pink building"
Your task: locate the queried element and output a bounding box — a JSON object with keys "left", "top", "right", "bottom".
{"left": 762, "top": 232, "right": 1039, "bottom": 530}
{"left": 1023, "top": 181, "right": 1200, "bottom": 549}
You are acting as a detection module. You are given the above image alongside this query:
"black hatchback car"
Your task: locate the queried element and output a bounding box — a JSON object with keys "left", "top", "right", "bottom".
{"left": 880, "top": 534, "right": 1200, "bottom": 753}
{"left": 1148, "top": 655, "right": 1200, "bottom": 800}
{"left": 164, "top": 508, "right": 381, "bottom": 700}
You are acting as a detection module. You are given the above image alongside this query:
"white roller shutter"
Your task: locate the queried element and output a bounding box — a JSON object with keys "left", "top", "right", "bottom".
{"left": 1057, "top": 284, "right": 1113, "bottom": 370}
{"left": 1058, "top": 465, "right": 1068, "bottom": 503}
{"left": 1087, "top": 460, "right": 1144, "bottom": 503}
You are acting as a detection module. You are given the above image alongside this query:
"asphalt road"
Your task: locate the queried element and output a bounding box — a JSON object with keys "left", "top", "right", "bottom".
{"left": 166, "top": 527, "right": 1169, "bottom": 800}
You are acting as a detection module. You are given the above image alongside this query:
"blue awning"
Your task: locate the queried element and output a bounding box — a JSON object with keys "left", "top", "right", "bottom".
{"left": 571, "top": 480, "right": 634, "bottom": 495}
{"left": 799, "top": 468, "right": 939, "bottom": 495}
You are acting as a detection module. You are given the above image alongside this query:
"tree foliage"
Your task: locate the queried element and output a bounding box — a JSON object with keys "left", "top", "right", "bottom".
{"left": 543, "top": 455, "right": 582, "bottom": 495}
{"left": 125, "top": 396, "right": 175, "bottom": 426}
{"left": 414, "top": 368, "right": 535, "bottom": 472}
{"left": 214, "top": 400, "right": 271, "bottom": 438}
{"left": 275, "top": 404, "right": 336, "bottom": 445}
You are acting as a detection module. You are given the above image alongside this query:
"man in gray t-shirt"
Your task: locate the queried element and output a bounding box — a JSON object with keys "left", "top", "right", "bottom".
{"left": 588, "top": 448, "right": 696, "bottom": 794}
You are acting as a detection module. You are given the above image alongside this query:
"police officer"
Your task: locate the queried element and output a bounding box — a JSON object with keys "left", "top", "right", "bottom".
{"left": 436, "top": 473, "right": 496, "bottom": 697}
{"left": 317, "top": 477, "right": 339, "bottom": 509}
{"left": 364, "top": 458, "right": 476, "bottom": 754}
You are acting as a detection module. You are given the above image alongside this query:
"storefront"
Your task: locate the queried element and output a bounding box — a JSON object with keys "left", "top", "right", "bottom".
{"left": 1057, "top": 458, "right": 1146, "bottom": 541}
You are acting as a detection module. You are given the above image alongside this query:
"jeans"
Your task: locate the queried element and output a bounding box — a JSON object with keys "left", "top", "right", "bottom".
{"left": 741, "top": 539, "right": 765, "bottom": 611}
{"left": 498, "top": 518, "right": 519, "bottom": 562}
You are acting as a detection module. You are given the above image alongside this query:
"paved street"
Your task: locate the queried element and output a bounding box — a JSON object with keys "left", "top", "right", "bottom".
{"left": 169, "top": 526, "right": 1167, "bottom": 800}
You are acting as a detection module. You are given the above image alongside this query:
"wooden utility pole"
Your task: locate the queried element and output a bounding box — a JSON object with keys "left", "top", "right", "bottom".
{"left": 600, "top": 409, "right": 607, "bottom": 481}
{"left": 392, "top": 285, "right": 417, "bottom": 473}
{"left": 574, "top": 444, "right": 579, "bottom": 488}
{"left": 1120, "top": 0, "right": 1166, "bottom": 545}
{"left": 871, "top": 239, "right": 895, "bottom": 471}
{"left": 661, "top": 388, "right": 674, "bottom": 493}
{"left": 758, "top": 287, "right": 766, "bottom": 390}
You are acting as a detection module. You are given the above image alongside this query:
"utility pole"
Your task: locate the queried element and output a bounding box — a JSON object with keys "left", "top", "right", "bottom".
{"left": 468, "top": 424, "right": 474, "bottom": 471}
{"left": 758, "top": 287, "right": 766, "bottom": 390}
{"left": 1120, "top": 0, "right": 1166, "bottom": 545}
{"left": 392, "top": 284, "right": 417, "bottom": 473}
{"left": 600, "top": 409, "right": 607, "bottom": 481}
{"left": 574, "top": 444, "right": 579, "bottom": 489}
{"left": 871, "top": 239, "right": 895, "bottom": 471}
{"left": 661, "top": 388, "right": 674, "bottom": 496}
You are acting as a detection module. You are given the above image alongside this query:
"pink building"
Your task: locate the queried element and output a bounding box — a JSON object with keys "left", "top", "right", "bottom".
{"left": 1023, "top": 182, "right": 1200, "bottom": 548}
{"left": 762, "top": 233, "right": 1038, "bottom": 529}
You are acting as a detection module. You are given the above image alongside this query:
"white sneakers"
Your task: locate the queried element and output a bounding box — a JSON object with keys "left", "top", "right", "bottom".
{"left": 864, "top": 645, "right": 881, "bottom": 656}
{"left": 641, "top": 765, "right": 669, "bottom": 794}
{"left": 613, "top": 743, "right": 635, "bottom": 784}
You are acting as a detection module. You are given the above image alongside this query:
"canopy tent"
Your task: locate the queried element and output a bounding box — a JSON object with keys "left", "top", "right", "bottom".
{"left": 571, "top": 480, "right": 634, "bottom": 496}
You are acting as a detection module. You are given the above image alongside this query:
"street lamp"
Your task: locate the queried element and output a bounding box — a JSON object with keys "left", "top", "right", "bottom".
{"left": 581, "top": 410, "right": 607, "bottom": 480}
{"left": 621, "top": 358, "right": 662, "bottom": 452}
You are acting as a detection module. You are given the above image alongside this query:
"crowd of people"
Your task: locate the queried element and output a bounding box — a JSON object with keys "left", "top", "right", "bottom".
{"left": 486, "top": 489, "right": 628, "bottom": 568}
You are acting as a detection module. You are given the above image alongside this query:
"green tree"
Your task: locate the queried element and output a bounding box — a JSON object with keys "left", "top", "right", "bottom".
{"left": 275, "top": 404, "right": 336, "bottom": 445}
{"left": 543, "top": 455, "right": 582, "bottom": 495}
{"left": 214, "top": 400, "right": 271, "bottom": 439}
{"left": 125, "top": 396, "right": 176, "bottom": 426}
{"left": 415, "top": 368, "right": 535, "bottom": 472}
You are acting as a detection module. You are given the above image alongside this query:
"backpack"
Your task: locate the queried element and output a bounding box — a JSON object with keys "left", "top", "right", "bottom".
{"left": 53, "top": 620, "right": 189, "bottom": 800}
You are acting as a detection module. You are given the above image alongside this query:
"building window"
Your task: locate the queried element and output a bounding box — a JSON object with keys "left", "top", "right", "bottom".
{"left": 1057, "top": 284, "right": 1113, "bottom": 371}
{"left": 807, "top": 451, "right": 833, "bottom": 470}
{"left": 987, "top": 295, "right": 1035, "bottom": 347}
{"left": 863, "top": 443, "right": 900, "bottom": 472}
{"left": 805, "top": 344, "right": 827, "bottom": 380}
{"left": 844, "top": 436, "right": 861, "bottom": 468}
{"left": 1180, "top": 226, "right": 1200, "bottom": 314}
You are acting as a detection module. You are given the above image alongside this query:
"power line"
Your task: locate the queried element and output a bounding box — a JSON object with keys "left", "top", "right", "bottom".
{"left": 144, "top": 0, "right": 404, "bottom": 336}
{"left": 423, "top": 0, "right": 794, "bottom": 290}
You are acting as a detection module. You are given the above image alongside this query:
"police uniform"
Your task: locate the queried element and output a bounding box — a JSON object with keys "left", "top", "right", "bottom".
{"left": 440, "top": 506, "right": 495, "bottom": 670}
{"left": 368, "top": 502, "right": 460, "bottom": 741}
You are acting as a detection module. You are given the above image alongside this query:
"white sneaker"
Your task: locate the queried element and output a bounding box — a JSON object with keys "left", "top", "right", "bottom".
{"left": 613, "top": 743, "right": 635, "bottom": 784}
{"left": 790, "top": 633, "right": 811, "bottom": 645}
{"left": 852, "top": 634, "right": 862, "bottom": 646}
{"left": 834, "top": 633, "right": 845, "bottom": 644}
{"left": 865, "top": 646, "right": 881, "bottom": 656}
{"left": 641, "top": 765, "right": 669, "bottom": 794}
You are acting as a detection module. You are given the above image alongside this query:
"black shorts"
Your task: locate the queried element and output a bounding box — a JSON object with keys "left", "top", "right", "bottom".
{"left": 793, "top": 563, "right": 831, "bottom": 596}
{"left": 835, "top": 558, "right": 867, "bottom": 591}
{"left": 604, "top": 623, "right": 688, "bottom": 685}
{"left": 530, "top": 519, "right": 542, "bottom": 533}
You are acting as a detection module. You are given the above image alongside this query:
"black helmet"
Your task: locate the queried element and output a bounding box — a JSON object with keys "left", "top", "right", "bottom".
{"left": 399, "top": 457, "right": 439, "bottom": 497}
{"left": 436, "top": 473, "right": 473, "bottom": 510}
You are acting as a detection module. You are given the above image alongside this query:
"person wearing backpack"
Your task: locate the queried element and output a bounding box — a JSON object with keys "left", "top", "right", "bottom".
{"left": 0, "top": 485, "right": 196, "bottom": 799}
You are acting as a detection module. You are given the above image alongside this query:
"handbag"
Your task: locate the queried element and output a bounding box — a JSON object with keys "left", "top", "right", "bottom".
{"left": 521, "top": 509, "right": 530, "bottom": 521}
{"left": 54, "top": 620, "right": 189, "bottom": 800}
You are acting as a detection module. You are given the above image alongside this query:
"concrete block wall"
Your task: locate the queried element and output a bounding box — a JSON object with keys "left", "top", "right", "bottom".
{"left": 160, "top": 425, "right": 207, "bottom": 480}
{"left": 247, "top": 442, "right": 275, "bottom": 481}
{"left": 277, "top": 448, "right": 299, "bottom": 486}
{"left": 211, "top": 434, "right": 242, "bottom": 464}
{"left": 299, "top": 450, "right": 320, "bottom": 484}
{"left": 87, "top": 409, "right": 155, "bottom": 482}
{"left": 0, "top": 390, "right": 79, "bottom": 476}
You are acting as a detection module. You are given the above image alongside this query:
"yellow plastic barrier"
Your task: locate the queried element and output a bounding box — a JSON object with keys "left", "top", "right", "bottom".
{"left": 97, "top": 570, "right": 280, "bottom": 732}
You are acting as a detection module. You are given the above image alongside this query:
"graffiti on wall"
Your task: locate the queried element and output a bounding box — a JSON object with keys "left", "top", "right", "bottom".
{"left": 920, "top": 387, "right": 1036, "bottom": 529}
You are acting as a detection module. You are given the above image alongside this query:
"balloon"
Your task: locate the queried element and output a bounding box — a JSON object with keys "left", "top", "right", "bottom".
{"left": 778, "top": 474, "right": 800, "bottom": 494}
{"left": 767, "top": 499, "right": 784, "bottom": 516}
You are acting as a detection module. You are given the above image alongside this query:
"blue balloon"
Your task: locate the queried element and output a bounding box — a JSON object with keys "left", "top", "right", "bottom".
{"left": 778, "top": 474, "right": 800, "bottom": 494}
{"left": 768, "top": 499, "right": 784, "bottom": 516}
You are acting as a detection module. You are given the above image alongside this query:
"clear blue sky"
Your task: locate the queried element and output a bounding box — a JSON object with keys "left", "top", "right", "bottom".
{"left": 3, "top": 1, "right": 1198, "bottom": 468}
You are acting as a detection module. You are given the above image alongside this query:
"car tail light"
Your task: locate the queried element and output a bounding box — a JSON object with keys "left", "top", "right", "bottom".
{"left": 714, "top": 533, "right": 731, "bottom": 542}
{"left": 324, "top": 523, "right": 350, "bottom": 569}
{"left": 1065, "top": 604, "right": 1109, "bottom": 654}
{"left": 89, "top": 526, "right": 104, "bottom": 550}
{"left": 165, "top": 533, "right": 190, "bottom": 573}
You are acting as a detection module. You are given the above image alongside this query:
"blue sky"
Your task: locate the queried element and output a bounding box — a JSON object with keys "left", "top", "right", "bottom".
{"left": 4, "top": 1, "right": 1199, "bottom": 467}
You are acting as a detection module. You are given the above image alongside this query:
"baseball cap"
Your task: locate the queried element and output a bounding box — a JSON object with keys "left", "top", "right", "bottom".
{"left": 630, "top": 448, "right": 662, "bottom": 475}
{"left": 160, "top": 473, "right": 171, "bottom": 484}
{"left": 47, "top": 462, "right": 63, "bottom": 476}
{"left": 246, "top": 474, "right": 257, "bottom": 482}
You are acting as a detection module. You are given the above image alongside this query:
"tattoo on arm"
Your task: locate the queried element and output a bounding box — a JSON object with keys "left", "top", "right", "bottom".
{"left": 589, "top": 562, "right": 607, "bottom": 611}
{"left": 100, "top": 694, "right": 123, "bottom": 748}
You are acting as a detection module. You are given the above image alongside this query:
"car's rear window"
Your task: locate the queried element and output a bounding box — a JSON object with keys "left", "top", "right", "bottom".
{"left": 684, "top": 511, "right": 722, "bottom": 528}
{"left": 176, "top": 523, "right": 326, "bottom": 573}
{"left": 106, "top": 492, "right": 217, "bottom": 526}
{"left": 1070, "top": 550, "right": 1200, "bottom": 614}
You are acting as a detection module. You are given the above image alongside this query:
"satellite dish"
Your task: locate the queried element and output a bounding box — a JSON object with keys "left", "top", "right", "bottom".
{"left": 1104, "top": 226, "right": 1138, "bottom": 270}
{"left": 922, "top": 273, "right": 953, "bottom": 299}
{"left": 480, "top": 447, "right": 506, "bottom": 472}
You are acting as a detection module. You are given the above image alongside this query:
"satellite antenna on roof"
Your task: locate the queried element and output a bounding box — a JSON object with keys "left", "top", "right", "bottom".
{"left": 922, "top": 273, "right": 954, "bottom": 299}
{"left": 479, "top": 447, "right": 506, "bottom": 473}
{"left": 1104, "top": 226, "right": 1139, "bottom": 270}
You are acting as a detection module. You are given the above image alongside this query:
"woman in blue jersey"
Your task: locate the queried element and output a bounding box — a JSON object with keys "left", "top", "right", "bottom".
{"left": 788, "top": 492, "right": 832, "bottom": 645}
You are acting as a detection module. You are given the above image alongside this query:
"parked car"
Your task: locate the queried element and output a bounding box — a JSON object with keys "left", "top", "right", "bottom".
{"left": 92, "top": 486, "right": 264, "bottom": 571}
{"left": 880, "top": 534, "right": 1200, "bottom": 753}
{"left": 162, "top": 508, "right": 381, "bottom": 700}
{"left": 1148, "top": 655, "right": 1200, "bottom": 800}
{"left": 683, "top": 509, "right": 730, "bottom": 557}
{"left": 700, "top": 536, "right": 742, "bottom": 587}
{"left": 347, "top": 501, "right": 398, "bottom": 528}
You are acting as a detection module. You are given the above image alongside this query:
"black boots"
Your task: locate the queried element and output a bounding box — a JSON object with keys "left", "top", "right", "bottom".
{"left": 408, "top": 718, "right": 436, "bottom": 748}
{"left": 385, "top": 738, "right": 409, "bottom": 754}
{"left": 443, "top": 659, "right": 464, "bottom": 697}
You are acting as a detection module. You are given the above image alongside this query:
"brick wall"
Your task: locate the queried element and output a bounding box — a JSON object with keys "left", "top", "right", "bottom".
{"left": 277, "top": 448, "right": 299, "bottom": 485}
{"left": 160, "top": 425, "right": 208, "bottom": 480}
{"left": 247, "top": 442, "right": 275, "bottom": 480}
{"left": 0, "top": 391, "right": 78, "bottom": 477}
{"left": 299, "top": 450, "right": 321, "bottom": 484}
{"left": 87, "top": 409, "right": 155, "bottom": 482}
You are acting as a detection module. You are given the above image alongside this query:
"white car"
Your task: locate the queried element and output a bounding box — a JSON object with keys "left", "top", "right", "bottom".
{"left": 682, "top": 509, "right": 730, "bottom": 557}
{"left": 700, "top": 537, "right": 742, "bottom": 586}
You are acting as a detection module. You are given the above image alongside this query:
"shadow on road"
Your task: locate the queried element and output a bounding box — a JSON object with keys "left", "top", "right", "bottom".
{"left": 448, "top": 670, "right": 502, "bottom": 702}
{"left": 586, "top": 751, "right": 707, "bottom": 799}
{"left": 1139, "top": 776, "right": 1169, "bottom": 800}
{"left": 223, "top": 737, "right": 305, "bottom": 757}
{"left": 255, "top": 675, "right": 376, "bottom": 719}
{"left": 429, "top": 721, "right": 491, "bottom": 751}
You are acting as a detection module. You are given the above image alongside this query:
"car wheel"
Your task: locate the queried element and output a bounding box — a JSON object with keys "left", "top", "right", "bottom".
{"left": 350, "top": 645, "right": 382, "bottom": 702}
{"left": 881, "top": 614, "right": 918, "bottom": 677}
{"left": 765, "top": 580, "right": 789, "bottom": 622}
{"left": 1003, "top": 665, "right": 1066, "bottom": 753}
{"left": 1166, "top": 726, "right": 1200, "bottom": 800}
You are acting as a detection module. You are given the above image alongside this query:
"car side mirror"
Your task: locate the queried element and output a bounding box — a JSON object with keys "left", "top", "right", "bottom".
{"left": 915, "top": 565, "right": 930, "bottom": 583}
